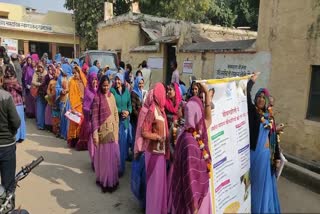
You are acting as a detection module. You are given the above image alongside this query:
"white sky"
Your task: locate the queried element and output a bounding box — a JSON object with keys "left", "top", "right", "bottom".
{"left": 0, "top": 0, "right": 70, "bottom": 13}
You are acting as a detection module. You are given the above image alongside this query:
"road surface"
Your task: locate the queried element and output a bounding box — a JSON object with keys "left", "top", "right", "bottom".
{"left": 14, "top": 119, "right": 320, "bottom": 213}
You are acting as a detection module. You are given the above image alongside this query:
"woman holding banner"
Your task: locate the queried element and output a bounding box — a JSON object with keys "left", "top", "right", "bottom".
{"left": 247, "top": 73, "right": 281, "bottom": 213}
{"left": 169, "top": 83, "right": 212, "bottom": 214}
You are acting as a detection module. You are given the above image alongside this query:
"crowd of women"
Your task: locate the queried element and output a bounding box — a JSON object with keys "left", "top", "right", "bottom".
{"left": 0, "top": 45, "right": 282, "bottom": 214}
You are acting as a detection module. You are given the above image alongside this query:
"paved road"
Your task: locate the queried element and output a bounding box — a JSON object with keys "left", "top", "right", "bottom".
{"left": 14, "top": 119, "right": 320, "bottom": 213}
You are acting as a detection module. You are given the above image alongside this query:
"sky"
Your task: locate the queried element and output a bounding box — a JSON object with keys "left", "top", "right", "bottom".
{"left": 0, "top": 0, "right": 71, "bottom": 13}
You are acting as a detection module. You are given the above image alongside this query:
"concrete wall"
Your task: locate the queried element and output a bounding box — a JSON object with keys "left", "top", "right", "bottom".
{"left": 213, "top": 52, "right": 272, "bottom": 95}
{"left": 257, "top": 0, "right": 320, "bottom": 161}
{"left": 1, "top": 29, "right": 79, "bottom": 44}
{"left": 177, "top": 52, "right": 215, "bottom": 86}
{"left": 0, "top": 3, "right": 25, "bottom": 21}
{"left": 98, "top": 22, "right": 165, "bottom": 85}
{"left": 0, "top": 2, "right": 76, "bottom": 35}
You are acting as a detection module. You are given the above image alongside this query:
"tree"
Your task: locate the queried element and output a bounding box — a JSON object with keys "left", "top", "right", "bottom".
{"left": 225, "top": 0, "right": 260, "bottom": 30}
{"left": 65, "top": 0, "right": 105, "bottom": 49}
{"left": 204, "top": 0, "right": 236, "bottom": 27}
{"left": 140, "top": 0, "right": 211, "bottom": 23}
{"left": 64, "top": 0, "right": 132, "bottom": 49}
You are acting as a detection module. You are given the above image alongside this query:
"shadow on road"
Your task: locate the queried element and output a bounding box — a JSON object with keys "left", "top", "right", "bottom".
{"left": 24, "top": 149, "right": 143, "bottom": 214}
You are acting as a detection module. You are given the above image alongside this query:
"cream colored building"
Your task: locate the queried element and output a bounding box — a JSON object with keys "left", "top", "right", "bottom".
{"left": 257, "top": 0, "right": 320, "bottom": 162}
{"left": 0, "top": 2, "right": 80, "bottom": 58}
{"left": 97, "top": 9, "right": 257, "bottom": 85}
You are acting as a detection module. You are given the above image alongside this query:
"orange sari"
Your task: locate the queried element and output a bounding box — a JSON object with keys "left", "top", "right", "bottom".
{"left": 67, "top": 69, "right": 87, "bottom": 141}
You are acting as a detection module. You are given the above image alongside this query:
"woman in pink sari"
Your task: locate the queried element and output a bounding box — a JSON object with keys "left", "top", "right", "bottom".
{"left": 141, "top": 83, "right": 170, "bottom": 214}
{"left": 169, "top": 84, "right": 213, "bottom": 214}
{"left": 92, "top": 75, "right": 120, "bottom": 193}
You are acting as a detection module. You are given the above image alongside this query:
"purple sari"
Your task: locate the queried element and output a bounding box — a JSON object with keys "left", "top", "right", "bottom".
{"left": 169, "top": 96, "right": 211, "bottom": 214}
{"left": 77, "top": 73, "right": 98, "bottom": 152}
{"left": 23, "top": 60, "right": 35, "bottom": 117}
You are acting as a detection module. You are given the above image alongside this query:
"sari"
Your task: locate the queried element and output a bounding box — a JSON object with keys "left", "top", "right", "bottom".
{"left": 56, "top": 66, "right": 72, "bottom": 139}
{"left": 248, "top": 85, "right": 281, "bottom": 213}
{"left": 169, "top": 96, "right": 211, "bottom": 214}
{"left": 78, "top": 72, "right": 98, "bottom": 153}
{"left": 67, "top": 66, "right": 87, "bottom": 148}
{"left": 31, "top": 68, "right": 48, "bottom": 130}
{"left": 141, "top": 83, "right": 169, "bottom": 214}
{"left": 92, "top": 81, "right": 120, "bottom": 192}
{"left": 3, "top": 68, "right": 25, "bottom": 142}
{"left": 23, "top": 58, "right": 35, "bottom": 117}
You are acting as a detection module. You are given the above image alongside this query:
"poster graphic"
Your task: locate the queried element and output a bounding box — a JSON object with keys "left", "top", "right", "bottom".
{"left": 182, "top": 60, "right": 193, "bottom": 74}
{"left": 203, "top": 76, "right": 251, "bottom": 214}
{"left": 1, "top": 38, "right": 18, "bottom": 56}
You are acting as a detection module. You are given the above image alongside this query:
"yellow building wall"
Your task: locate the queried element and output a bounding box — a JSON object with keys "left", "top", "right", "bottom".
{"left": 257, "top": 0, "right": 320, "bottom": 161}
{"left": 0, "top": 2, "right": 76, "bottom": 35}
{"left": 0, "top": 3, "right": 25, "bottom": 21}
{"left": 177, "top": 52, "right": 215, "bottom": 86}
{"left": 1, "top": 29, "right": 79, "bottom": 44}
{"left": 98, "top": 23, "right": 165, "bottom": 84}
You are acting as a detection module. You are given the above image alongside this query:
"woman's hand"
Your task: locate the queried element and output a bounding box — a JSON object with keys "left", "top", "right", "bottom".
{"left": 275, "top": 159, "right": 281, "bottom": 170}
{"left": 250, "top": 72, "right": 260, "bottom": 83}
{"left": 122, "top": 110, "right": 129, "bottom": 118}
{"left": 93, "top": 131, "right": 99, "bottom": 146}
{"left": 199, "top": 83, "right": 209, "bottom": 95}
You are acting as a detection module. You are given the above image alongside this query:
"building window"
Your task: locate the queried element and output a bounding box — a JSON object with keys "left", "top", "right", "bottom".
{"left": 307, "top": 65, "right": 320, "bottom": 121}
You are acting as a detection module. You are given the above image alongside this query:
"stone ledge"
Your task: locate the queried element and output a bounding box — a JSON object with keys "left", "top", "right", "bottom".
{"left": 282, "top": 161, "right": 320, "bottom": 194}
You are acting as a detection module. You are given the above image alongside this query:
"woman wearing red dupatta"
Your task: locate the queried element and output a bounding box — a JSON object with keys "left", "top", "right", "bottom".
{"left": 141, "top": 83, "right": 170, "bottom": 214}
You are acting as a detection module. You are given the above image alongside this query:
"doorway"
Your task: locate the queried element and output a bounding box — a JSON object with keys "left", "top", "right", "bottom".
{"left": 29, "top": 42, "right": 49, "bottom": 59}
{"left": 165, "top": 43, "right": 176, "bottom": 84}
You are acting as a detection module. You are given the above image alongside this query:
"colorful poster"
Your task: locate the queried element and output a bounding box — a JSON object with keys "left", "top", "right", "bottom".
{"left": 1, "top": 38, "right": 18, "bottom": 56}
{"left": 204, "top": 76, "right": 251, "bottom": 214}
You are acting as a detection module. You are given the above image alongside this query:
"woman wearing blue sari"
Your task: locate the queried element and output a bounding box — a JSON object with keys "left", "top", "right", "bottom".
{"left": 247, "top": 73, "right": 281, "bottom": 213}
{"left": 55, "top": 64, "right": 72, "bottom": 139}
{"left": 110, "top": 73, "right": 132, "bottom": 176}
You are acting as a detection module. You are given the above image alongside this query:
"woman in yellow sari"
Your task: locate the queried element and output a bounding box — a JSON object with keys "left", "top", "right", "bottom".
{"left": 68, "top": 65, "right": 87, "bottom": 148}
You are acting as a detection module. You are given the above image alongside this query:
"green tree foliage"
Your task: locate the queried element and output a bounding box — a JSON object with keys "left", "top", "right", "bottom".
{"left": 65, "top": 0, "right": 134, "bottom": 49}
{"left": 65, "top": 0, "right": 105, "bottom": 49}
{"left": 139, "top": 0, "right": 211, "bottom": 23}
{"left": 65, "top": 0, "right": 260, "bottom": 49}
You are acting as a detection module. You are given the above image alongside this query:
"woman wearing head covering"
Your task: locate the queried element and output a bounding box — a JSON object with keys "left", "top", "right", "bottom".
{"left": 247, "top": 74, "right": 281, "bottom": 213}
{"left": 165, "top": 83, "right": 182, "bottom": 128}
{"left": 141, "top": 83, "right": 170, "bottom": 214}
{"left": 23, "top": 56, "right": 36, "bottom": 118}
{"left": 46, "top": 67, "right": 60, "bottom": 136}
{"left": 32, "top": 64, "right": 48, "bottom": 130}
{"left": 169, "top": 83, "right": 213, "bottom": 214}
{"left": 67, "top": 66, "right": 87, "bottom": 148}
{"left": 78, "top": 72, "right": 98, "bottom": 158}
{"left": 110, "top": 73, "right": 132, "bottom": 176}
{"left": 92, "top": 75, "right": 120, "bottom": 193}
{"left": 82, "top": 63, "right": 89, "bottom": 76}
{"left": 55, "top": 64, "right": 72, "bottom": 139}
{"left": 44, "top": 64, "right": 55, "bottom": 130}
{"left": 3, "top": 64, "right": 26, "bottom": 142}
{"left": 130, "top": 76, "right": 146, "bottom": 144}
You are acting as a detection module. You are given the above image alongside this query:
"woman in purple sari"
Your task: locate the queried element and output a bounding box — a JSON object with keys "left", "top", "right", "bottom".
{"left": 77, "top": 72, "right": 98, "bottom": 157}
{"left": 169, "top": 84, "right": 213, "bottom": 214}
{"left": 23, "top": 57, "right": 35, "bottom": 118}
{"left": 92, "top": 75, "right": 120, "bottom": 193}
